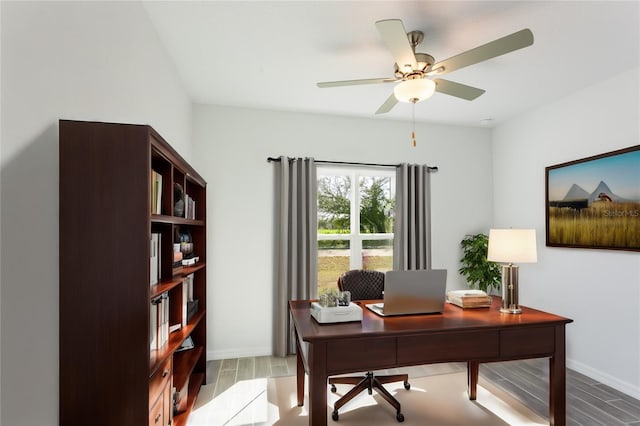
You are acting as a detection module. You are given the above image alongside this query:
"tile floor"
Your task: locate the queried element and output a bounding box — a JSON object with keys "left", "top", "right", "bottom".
{"left": 203, "top": 356, "right": 640, "bottom": 425}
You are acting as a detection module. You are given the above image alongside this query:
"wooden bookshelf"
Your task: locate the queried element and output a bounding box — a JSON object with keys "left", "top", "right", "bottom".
{"left": 60, "top": 120, "right": 207, "bottom": 426}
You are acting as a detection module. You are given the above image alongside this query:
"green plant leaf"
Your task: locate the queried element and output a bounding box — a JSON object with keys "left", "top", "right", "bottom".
{"left": 459, "top": 233, "right": 502, "bottom": 293}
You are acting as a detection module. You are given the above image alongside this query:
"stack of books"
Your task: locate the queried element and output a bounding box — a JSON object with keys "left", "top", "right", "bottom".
{"left": 446, "top": 290, "right": 492, "bottom": 309}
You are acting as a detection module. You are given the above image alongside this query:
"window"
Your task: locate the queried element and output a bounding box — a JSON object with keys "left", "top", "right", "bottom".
{"left": 317, "top": 166, "right": 395, "bottom": 293}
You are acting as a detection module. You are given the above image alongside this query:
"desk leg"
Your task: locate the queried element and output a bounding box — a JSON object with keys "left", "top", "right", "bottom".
{"left": 296, "top": 338, "right": 305, "bottom": 407}
{"left": 308, "top": 342, "right": 328, "bottom": 426}
{"left": 467, "top": 361, "right": 479, "bottom": 400}
{"left": 549, "top": 325, "right": 567, "bottom": 426}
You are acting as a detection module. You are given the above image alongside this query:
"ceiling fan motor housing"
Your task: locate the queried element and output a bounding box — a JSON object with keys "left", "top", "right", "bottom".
{"left": 394, "top": 53, "right": 435, "bottom": 78}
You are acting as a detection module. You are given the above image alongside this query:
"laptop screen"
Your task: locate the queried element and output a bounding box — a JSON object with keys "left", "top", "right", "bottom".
{"left": 367, "top": 269, "right": 447, "bottom": 316}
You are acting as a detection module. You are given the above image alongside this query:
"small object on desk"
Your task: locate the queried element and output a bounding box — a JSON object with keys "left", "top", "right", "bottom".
{"left": 338, "top": 290, "right": 351, "bottom": 306}
{"left": 310, "top": 301, "right": 362, "bottom": 323}
{"left": 446, "top": 290, "right": 492, "bottom": 308}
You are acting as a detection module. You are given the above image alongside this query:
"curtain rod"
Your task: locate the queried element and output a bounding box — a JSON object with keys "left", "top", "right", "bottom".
{"left": 266, "top": 157, "right": 438, "bottom": 172}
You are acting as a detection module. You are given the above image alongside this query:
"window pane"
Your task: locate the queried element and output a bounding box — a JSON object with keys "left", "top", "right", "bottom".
{"left": 362, "top": 239, "right": 393, "bottom": 272}
{"left": 318, "top": 175, "right": 351, "bottom": 233}
{"left": 317, "top": 240, "right": 350, "bottom": 294}
{"left": 359, "top": 176, "right": 394, "bottom": 234}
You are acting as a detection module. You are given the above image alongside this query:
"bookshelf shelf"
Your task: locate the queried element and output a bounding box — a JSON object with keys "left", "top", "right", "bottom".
{"left": 151, "top": 278, "right": 184, "bottom": 299}
{"left": 173, "top": 372, "right": 205, "bottom": 426}
{"left": 60, "top": 120, "right": 207, "bottom": 426}
{"left": 151, "top": 310, "right": 206, "bottom": 376}
{"left": 151, "top": 214, "right": 205, "bottom": 227}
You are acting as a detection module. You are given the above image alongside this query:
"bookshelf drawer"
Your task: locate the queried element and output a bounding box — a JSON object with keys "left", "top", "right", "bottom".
{"left": 149, "top": 357, "right": 172, "bottom": 410}
{"left": 149, "top": 392, "right": 164, "bottom": 426}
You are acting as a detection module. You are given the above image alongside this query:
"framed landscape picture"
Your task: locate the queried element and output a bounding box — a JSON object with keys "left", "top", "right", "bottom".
{"left": 545, "top": 145, "right": 640, "bottom": 251}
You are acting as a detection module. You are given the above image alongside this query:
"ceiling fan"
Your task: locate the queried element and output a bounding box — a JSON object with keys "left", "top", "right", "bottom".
{"left": 317, "top": 19, "right": 534, "bottom": 114}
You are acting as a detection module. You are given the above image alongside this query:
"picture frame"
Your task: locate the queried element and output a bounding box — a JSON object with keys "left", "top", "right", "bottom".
{"left": 545, "top": 145, "right": 640, "bottom": 252}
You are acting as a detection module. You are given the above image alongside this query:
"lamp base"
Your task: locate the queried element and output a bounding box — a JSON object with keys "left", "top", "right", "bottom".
{"left": 500, "top": 264, "right": 521, "bottom": 315}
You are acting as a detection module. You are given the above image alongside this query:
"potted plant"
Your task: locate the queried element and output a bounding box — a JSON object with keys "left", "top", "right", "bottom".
{"left": 458, "top": 233, "right": 502, "bottom": 294}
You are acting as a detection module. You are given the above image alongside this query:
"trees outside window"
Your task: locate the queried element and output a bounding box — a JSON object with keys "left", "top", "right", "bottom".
{"left": 317, "top": 166, "right": 395, "bottom": 293}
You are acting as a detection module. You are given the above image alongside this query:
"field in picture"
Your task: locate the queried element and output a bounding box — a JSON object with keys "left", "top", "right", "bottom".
{"left": 548, "top": 202, "right": 640, "bottom": 249}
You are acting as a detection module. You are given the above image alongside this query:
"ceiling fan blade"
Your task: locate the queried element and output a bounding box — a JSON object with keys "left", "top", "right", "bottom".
{"left": 375, "top": 19, "right": 417, "bottom": 72}
{"left": 375, "top": 93, "right": 398, "bottom": 114}
{"left": 434, "top": 79, "right": 485, "bottom": 100}
{"left": 428, "top": 29, "right": 534, "bottom": 76}
{"left": 317, "top": 77, "right": 398, "bottom": 88}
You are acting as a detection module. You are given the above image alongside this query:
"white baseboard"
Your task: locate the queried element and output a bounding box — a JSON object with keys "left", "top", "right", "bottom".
{"left": 207, "top": 346, "right": 273, "bottom": 361}
{"left": 568, "top": 358, "right": 640, "bottom": 399}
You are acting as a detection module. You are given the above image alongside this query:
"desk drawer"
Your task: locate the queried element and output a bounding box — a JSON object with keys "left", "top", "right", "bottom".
{"left": 500, "top": 326, "right": 555, "bottom": 357}
{"left": 327, "top": 337, "right": 396, "bottom": 372}
{"left": 398, "top": 332, "right": 499, "bottom": 364}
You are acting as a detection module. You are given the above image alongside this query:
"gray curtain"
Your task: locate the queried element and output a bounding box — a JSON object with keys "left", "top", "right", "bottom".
{"left": 273, "top": 157, "right": 318, "bottom": 356}
{"left": 393, "top": 163, "right": 432, "bottom": 270}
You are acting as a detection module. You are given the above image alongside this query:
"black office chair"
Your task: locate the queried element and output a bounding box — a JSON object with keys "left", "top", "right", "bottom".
{"left": 328, "top": 269, "right": 410, "bottom": 422}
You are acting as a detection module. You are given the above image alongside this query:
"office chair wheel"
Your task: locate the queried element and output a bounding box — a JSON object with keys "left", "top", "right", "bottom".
{"left": 404, "top": 381, "right": 410, "bottom": 390}
{"left": 330, "top": 384, "right": 337, "bottom": 393}
{"left": 332, "top": 410, "right": 339, "bottom": 421}
{"left": 396, "top": 413, "right": 405, "bottom": 422}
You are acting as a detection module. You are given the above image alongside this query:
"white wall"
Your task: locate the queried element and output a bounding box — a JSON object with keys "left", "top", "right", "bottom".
{"left": 492, "top": 67, "right": 640, "bottom": 398}
{"left": 192, "top": 104, "right": 493, "bottom": 359}
{"left": 1, "top": 2, "right": 192, "bottom": 425}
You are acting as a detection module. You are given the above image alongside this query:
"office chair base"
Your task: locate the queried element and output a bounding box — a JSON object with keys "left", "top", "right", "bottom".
{"left": 329, "top": 372, "right": 408, "bottom": 422}
{"left": 331, "top": 410, "right": 405, "bottom": 422}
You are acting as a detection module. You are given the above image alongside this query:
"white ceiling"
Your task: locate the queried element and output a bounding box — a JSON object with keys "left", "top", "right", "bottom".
{"left": 142, "top": 1, "right": 640, "bottom": 127}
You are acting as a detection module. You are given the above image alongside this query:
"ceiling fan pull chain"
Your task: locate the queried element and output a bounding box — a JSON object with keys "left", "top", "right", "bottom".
{"left": 411, "top": 102, "right": 417, "bottom": 147}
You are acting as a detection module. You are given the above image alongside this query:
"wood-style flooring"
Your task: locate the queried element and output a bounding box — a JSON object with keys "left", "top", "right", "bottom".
{"left": 205, "top": 357, "right": 640, "bottom": 425}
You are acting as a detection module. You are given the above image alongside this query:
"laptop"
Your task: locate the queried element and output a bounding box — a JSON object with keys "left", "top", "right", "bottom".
{"left": 366, "top": 269, "right": 447, "bottom": 316}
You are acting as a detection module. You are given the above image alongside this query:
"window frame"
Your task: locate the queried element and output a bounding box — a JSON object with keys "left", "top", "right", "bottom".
{"left": 316, "top": 165, "right": 395, "bottom": 271}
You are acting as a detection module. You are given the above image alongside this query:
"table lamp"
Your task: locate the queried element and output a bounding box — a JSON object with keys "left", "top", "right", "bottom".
{"left": 487, "top": 229, "right": 537, "bottom": 314}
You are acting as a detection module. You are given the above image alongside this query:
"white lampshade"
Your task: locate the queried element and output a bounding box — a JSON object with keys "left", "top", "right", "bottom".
{"left": 487, "top": 229, "right": 537, "bottom": 264}
{"left": 393, "top": 79, "right": 436, "bottom": 103}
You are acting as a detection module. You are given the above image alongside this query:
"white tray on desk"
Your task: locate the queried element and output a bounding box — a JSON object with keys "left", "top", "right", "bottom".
{"left": 310, "top": 302, "right": 362, "bottom": 323}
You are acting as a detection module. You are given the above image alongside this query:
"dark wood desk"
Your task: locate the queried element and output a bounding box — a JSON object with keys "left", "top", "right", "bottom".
{"left": 290, "top": 297, "right": 572, "bottom": 426}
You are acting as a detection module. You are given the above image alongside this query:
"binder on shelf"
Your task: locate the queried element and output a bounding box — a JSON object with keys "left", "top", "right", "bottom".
{"left": 182, "top": 277, "right": 189, "bottom": 327}
{"left": 150, "top": 298, "right": 158, "bottom": 354}
{"left": 150, "top": 233, "right": 160, "bottom": 286}
{"left": 184, "top": 274, "right": 194, "bottom": 302}
{"left": 160, "top": 292, "right": 169, "bottom": 348}
{"left": 152, "top": 292, "right": 170, "bottom": 350}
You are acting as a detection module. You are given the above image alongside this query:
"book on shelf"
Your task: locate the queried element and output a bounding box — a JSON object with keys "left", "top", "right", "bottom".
{"left": 182, "top": 256, "right": 199, "bottom": 266}
{"left": 184, "top": 193, "right": 196, "bottom": 219}
{"left": 150, "top": 233, "right": 161, "bottom": 286}
{"left": 446, "top": 289, "right": 492, "bottom": 308}
{"left": 181, "top": 276, "right": 189, "bottom": 327}
{"left": 150, "top": 298, "right": 158, "bottom": 355}
{"left": 184, "top": 273, "right": 194, "bottom": 302}
{"left": 151, "top": 292, "right": 170, "bottom": 352}
{"left": 151, "top": 169, "right": 163, "bottom": 215}
{"left": 175, "top": 336, "right": 194, "bottom": 352}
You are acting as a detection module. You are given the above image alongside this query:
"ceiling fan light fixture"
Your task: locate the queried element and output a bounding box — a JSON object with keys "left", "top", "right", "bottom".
{"left": 394, "top": 78, "right": 436, "bottom": 103}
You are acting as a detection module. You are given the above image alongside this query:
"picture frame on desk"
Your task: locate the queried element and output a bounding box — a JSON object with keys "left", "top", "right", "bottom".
{"left": 545, "top": 145, "right": 640, "bottom": 252}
